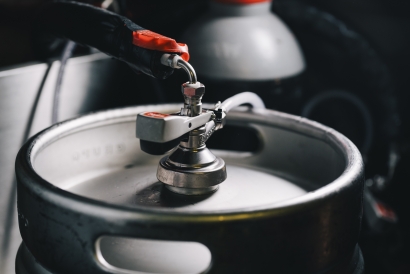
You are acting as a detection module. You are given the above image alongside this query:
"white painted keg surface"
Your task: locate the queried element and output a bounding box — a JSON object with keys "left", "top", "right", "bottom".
{"left": 67, "top": 164, "right": 306, "bottom": 211}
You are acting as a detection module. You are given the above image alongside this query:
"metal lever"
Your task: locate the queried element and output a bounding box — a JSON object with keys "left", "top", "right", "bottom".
{"left": 136, "top": 111, "right": 213, "bottom": 143}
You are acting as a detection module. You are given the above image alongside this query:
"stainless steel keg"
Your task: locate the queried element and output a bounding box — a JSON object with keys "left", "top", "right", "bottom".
{"left": 15, "top": 104, "right": 364, "bottom": 274}
{"left": 0, "top": 53, "right": 121, "bottom": 273}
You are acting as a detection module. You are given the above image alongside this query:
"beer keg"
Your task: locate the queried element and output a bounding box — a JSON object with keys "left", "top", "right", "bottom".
{"left": 15, "top": 103, "right": 364, "bottom": 273}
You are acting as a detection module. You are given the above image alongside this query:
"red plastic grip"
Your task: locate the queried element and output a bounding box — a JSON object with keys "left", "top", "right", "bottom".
{"left": 142, "top": 112, "right": 170, "bottom": 119}
{"left": 132, "top": 30, "right": 190, "bottom": 61}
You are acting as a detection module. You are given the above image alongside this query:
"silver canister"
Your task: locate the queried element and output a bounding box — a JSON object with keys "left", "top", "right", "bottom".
{"left": 15, "top": 104, "right": 364, "bottom": 274}
{"left": 0, "top": 53, "right": 120, "bottom": 274}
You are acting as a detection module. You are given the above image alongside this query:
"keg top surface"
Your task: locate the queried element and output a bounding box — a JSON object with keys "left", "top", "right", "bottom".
{"left": 67, "top": 163, "right": 307, "bottom": 212}
{"left": 22, "top": 104, "right": 363, "bottom": 218}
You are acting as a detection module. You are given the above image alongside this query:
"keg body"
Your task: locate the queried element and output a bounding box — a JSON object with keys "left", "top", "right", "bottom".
{"left": 0, "top": 53, "right": 123, "bottom": 273}
{"left": 16, "top": 104, "right": 364, "bottom": 273}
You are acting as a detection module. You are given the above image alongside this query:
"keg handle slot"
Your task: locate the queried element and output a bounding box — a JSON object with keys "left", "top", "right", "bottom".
{"left": 95, "top": 235, "right": 212, "bottom": 274}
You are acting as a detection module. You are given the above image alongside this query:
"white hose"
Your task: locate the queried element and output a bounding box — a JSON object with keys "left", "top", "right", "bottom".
{"left": 219, "top": 92, "right": 265, "bottom": 112}
{"left": 204, "top": 92, "right": 265, "bottom": 142}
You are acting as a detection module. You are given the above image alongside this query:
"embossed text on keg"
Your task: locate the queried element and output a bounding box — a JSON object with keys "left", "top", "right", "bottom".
{"left": 72, "top": 143, "right": 126, "bottom": 162}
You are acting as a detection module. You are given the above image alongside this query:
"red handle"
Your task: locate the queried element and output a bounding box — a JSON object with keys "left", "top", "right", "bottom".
{"left": 133, "top": 30, "right": 190, "bottom": 61}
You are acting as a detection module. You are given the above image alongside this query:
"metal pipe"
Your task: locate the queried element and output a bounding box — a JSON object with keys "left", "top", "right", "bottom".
{"left": 160, "top": 54, "right": 198, "bottom": 84}
{"left": 177, "top": 59, "right": 197, "bottom": 84}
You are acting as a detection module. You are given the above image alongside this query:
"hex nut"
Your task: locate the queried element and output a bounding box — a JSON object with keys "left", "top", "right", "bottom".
{"left": 181, "top": 82, "right": 205, "bottom": 98}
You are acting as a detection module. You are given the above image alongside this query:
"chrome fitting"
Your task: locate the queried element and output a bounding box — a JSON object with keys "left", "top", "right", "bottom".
{"left": 157, "top": 145, "right": 227, "bottom": 195}
{"left": 155, "top": 54, "right": 228, "bottom": 195}
{"left": 181, "top": 82, "right": 205, "bottom": 117}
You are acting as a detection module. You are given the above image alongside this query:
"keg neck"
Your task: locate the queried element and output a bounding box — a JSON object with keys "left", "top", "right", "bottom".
{"left": 209, "top": 1, "right": 272, "bottom": 17}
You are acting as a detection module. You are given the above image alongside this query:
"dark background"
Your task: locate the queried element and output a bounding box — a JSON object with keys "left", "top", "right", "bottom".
{"left": 1, "top": 0, "right": 410, "bottom": 273}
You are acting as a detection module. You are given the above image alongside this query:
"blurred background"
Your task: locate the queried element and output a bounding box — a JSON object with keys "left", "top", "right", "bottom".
{"left": 1, "top": 0, "right": 410, "bottom": 273}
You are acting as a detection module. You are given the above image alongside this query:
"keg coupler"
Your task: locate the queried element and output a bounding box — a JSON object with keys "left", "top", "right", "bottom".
{"left": 137, "top": 53, "right": 265, "bottom": 195}
{"left": 34, "top": 1, "right": 263, "bottom": 194}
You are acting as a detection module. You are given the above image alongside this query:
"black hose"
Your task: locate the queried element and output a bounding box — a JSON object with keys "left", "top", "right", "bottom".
{"left": 35, "top": 1, "right": 174, "bottom": 79}
{"left": 273, "top": 0, "right": 400, "bottom": 151}
{"left": 52, "top": 41, "right": 76, "bottom": 124}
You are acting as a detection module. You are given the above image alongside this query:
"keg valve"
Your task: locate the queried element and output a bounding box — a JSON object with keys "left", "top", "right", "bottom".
{"left": 137, "top": 54, "right": 264, "bottom": 195}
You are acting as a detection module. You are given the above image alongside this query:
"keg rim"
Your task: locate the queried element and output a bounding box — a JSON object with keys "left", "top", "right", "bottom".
{"left": 16, "top": 104, "right": 364, "bottom": 222}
